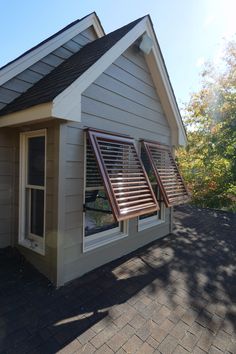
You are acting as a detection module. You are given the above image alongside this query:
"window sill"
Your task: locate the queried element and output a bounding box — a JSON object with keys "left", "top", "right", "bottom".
{"left": 138, "top": 219, "right": 165, "bottom": 232}
{"left": 19, "top": 239, "right": 45, "bottom": 256}
{"left": 83, "top": 230, "right": 128, "bottom": 253}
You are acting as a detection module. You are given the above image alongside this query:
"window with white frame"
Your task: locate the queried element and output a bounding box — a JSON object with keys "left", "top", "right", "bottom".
{"left": 19, "top": 130, "right": 46, "bottom": 254}
{"left": 83, "top": 137, "right": 128, "bottom": 252}
{"left": 138, "top": 146, "right": 165, "bottom": 230}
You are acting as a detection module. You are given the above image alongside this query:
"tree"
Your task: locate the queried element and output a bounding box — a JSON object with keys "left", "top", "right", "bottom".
{"left": 177, "top": 39, "right": 236, "bottom": 211}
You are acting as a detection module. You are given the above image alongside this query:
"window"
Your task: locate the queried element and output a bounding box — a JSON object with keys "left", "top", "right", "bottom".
{"left": 83, "top": 137, "right": 127, "bottom": 252}
{"left": 19, "top": 130, "right": 46, "bottom": 254}
{"left": 142, "top": 140, "right": 189, "bottom": 207}
{"left": 87, "top": 129, "right": 158, "bottom": 221}
{"left": 138, "top": 147, "right": 165, "bottom": 230}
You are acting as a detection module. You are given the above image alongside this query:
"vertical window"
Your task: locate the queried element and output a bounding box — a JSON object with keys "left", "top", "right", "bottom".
{"left": 19, "top": 130, "right": 46, "bottom": 254}
{"left": 83, "top": 137, "right": 127, "bottom": 252}
{"left": 142, "top": 140, "right": 189, "bottom": 207}
{"left": 138, "top": 146, "right": 165, "bottom": 231}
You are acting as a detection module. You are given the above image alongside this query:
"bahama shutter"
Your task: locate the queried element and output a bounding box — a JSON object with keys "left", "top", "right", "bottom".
{"left": 87, "top": 129, "right": 159, "bottom": 221}
{"left": 142, "top": 141, "right": 190, "bottom": 207}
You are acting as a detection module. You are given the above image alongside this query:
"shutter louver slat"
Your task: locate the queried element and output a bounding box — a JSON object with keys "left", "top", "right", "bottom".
{"left": 86, "top": 141, "right": 103, "bottom": 188}
{"left": 87, "top": 129, "right": 159, "bottom": 221}
{"left": 143, "top": 141, "right": 190, "bottom": 207}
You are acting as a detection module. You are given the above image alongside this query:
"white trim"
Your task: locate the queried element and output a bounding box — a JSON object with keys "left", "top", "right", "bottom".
{"left": 144, "top": 20, "right": 187, "bottom": 145}
{"left": 0, "top": 13, "right": 104, "bottom": 85}
{"left": 51, "top": 16, "right": 186, "bottom": 146}
{"left": 19, "top": 129, "right": 47, "bottom": 255}
{"left": 1, "top": 15, "right": 186, "bottom": 146}
{"left": 52, "top": 18, "right": 148, "bottom": 121}
{"left": 138, "top": 199, "right": 165, "bottom": 232}
{"left": 82, "top": 135, "right": 128, "bottom": 253}
{"left": 84, "top": 225, "right": 128, "bottom": 253}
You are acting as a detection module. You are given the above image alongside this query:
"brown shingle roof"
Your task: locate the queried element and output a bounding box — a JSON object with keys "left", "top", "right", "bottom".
{"left": 0, "top": 17, "right": 144, "bottom": 117}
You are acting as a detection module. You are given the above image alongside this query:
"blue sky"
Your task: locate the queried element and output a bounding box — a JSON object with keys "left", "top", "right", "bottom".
{"left": 1, "top": 0, "right": 235, "bottom": 108}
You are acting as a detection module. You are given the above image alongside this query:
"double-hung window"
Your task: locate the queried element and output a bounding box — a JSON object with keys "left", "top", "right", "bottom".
{"left": 83, "top": 129, "right": 158, "bottom": 251}
{"left": 19, "top": 130, "right": 46, "bottom": 254}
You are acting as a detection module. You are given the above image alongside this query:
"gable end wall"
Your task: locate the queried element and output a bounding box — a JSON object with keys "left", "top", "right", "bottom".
{"left": 59, "top": 46, "right": 172, "bottom": 285}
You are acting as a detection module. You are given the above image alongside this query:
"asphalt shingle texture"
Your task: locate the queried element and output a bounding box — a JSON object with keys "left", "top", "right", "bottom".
{"left": 0, "top": 17, "right": 143, "bottom": 117}
{"left": 0, "top": 205, "right": 235, "bottom": 353}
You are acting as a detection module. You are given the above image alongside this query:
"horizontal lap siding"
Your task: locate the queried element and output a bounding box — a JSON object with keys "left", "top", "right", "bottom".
{"left": 0, "top": 129, "right": 14, "bottom": 248}
{"left": 63, "top": 126, "right": 84, "bottom": 250}
{"left": 62, "top": 47, "right": 172, "bottom": 284}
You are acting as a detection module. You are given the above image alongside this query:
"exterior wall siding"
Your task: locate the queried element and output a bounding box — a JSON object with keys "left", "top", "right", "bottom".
{"left": 60, "top": 46, "right": 172, "bottom": 285}
{"left": 0, "top": 128, "right": 15, "bottom": 248}
{"left": 11, "top": 121, "right": 60, "bottom": 283}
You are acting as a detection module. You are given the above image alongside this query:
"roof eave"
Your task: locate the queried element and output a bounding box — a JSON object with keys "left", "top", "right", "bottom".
{"left": 0, "top": 12, "right": 104, "bottom": 86}
{"left": 0, "top": 103, "right": 53, "bottom": 128}
{"left": 144, "top": 17, "right": 187, "bottom": 146}
{"left": 52, "top": 15, "right": 187, "bottom": 146}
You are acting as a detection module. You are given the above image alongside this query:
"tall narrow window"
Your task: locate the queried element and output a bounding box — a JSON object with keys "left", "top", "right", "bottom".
{"left": 19, "top": 130, "right": 46, "bottom": 254}
{"left": 142, "top": 141, "right": 190, "bottom": 207}
{"left": 138, "top": 146, "right": 165, "bottom": 230}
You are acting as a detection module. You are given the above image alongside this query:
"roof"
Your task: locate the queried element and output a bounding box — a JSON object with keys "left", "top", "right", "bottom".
{"left": 0, "top": 17, "right": 143, "bottom": 117}
{"left": 0, "top": 12, "right": 101, "bottom": 71}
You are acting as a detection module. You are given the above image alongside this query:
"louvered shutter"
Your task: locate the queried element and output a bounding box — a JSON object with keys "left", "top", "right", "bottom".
{"left": 87, "top": 129, "right": 159, "bottom": 221}
{"left": 143, "top": 141, "right": 190, "bottom": 207}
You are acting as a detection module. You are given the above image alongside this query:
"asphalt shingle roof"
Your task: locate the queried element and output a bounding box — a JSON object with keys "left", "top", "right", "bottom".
{"left": 0, "top": 12, "right": 97, "bottom": 71}
{"left": 0, "top": 205, "right": 235, "bottom": 352}
{"left": 0, "top": 17, "right": 143, "bottom": 117}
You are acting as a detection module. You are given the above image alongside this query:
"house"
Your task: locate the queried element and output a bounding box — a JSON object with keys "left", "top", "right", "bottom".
{"left": 0, "top": 12, "right": 189, "bottom": 286}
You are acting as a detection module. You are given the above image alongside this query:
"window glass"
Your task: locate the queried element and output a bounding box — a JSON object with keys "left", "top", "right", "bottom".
{"left": 30, "top": 189, "right": 44, "bottom": 237}
{"left": 85, "top": 190, "right": 119, "bottom": 236}
{"left": 28, "top": 136, "right": 45, "bottom": 186}
{"left": 140, "top": 148, "right": 164, "bottom": 224}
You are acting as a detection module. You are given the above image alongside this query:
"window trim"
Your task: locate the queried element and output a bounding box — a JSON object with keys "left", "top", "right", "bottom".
{"left": 138, "top": 201, "right": 165, "bottom": 231}
{"left": 83, "top": 134, "right": 128, "bottom": 253}
{"left": 19, "top": 129, "right": 47, "bottom": 255}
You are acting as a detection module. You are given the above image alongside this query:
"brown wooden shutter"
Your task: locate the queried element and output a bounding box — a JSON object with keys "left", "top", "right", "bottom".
{"left": 143, "top": 141, "right": 190, "bottom": 207}
{"left": 87, "top": 129, "right": 159, "bottom": 221}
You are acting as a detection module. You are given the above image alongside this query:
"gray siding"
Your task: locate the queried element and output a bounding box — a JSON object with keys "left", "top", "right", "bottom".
{"left": 10, "top": 121, "right": 60, "bottom": 283}
{"left": 60, "top": 47, "right": 172, "bottom": 285}
{"left": 0, "top": 27, "right": 97, "bottom": 110}
{"left": 0, "top": 129, "right": 15, "bottom": 248}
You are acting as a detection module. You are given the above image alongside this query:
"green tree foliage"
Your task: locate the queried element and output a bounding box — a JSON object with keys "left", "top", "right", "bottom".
{"left": 177, "top": 40, "right": 236, "bottom": 211}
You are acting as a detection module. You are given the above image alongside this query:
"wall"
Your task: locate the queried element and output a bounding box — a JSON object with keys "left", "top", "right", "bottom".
{"left": 11, "top": 120, "right": 60, "bottom": 284}
{"left": 59, "top": 46, "right": 173, "bottom": 285}
{"left": 0, "top": 128, "right": 15, "bottom": 248}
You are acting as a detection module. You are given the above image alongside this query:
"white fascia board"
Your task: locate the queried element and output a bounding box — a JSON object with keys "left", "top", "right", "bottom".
{"left": 145, "top": 19, "right": 187, "bottom": 146}
{"left": 52, "top": 18, "right": 149, "bottom": 120}
{"left": 52, "top": 16, "right": 187, "bottom": 146}
{"left": 0, "top": 13, "right": 104, "bottom": 85}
